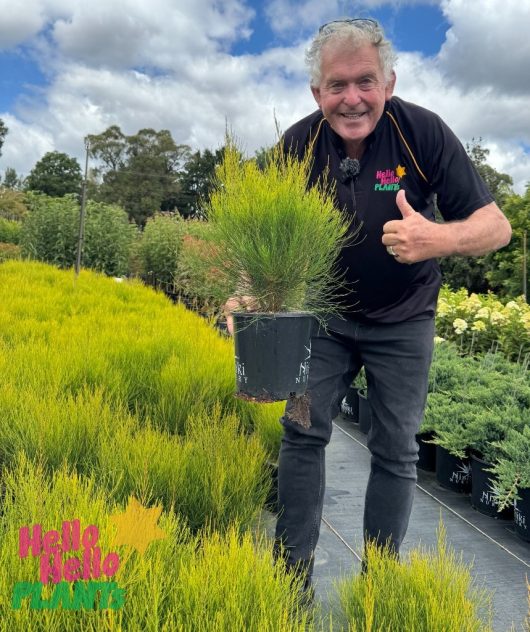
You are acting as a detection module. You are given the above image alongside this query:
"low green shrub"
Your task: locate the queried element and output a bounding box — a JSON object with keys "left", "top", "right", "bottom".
{"left": 0, "top": 455, "right": 311, "bottom": 631}
{"left": 0, "top": 217, "right": 22, "bottom": 244}
{"left": 175, "top": 219, "right": 230, "bottom": 317}
{"left": 422, "top": 341, "right": 529, "bottom": 461}
{"left": 0, "top": 261, "right": 284, "bottom": 530}
{"left": 334, "top": 524, "right": 492, "bottom": 631}
{"left": 81, "top": 201, "right": 137, "bottom": 277}
{"left": 0, "top": 242, "right": 22, "bottom": 262}
{"left": 490, "top": 426, "right": 530, "bottom": 509}
{"left": 19, "top": 194, "right": 135, "bottom": 275}
{"left": 0, "top": 188, "right": 28, "bottom": 221}
{"left": 0, "top": 260, "right": 284, "bottom": 436}
{"left": 137, "top": 213, "right": 183, "bottom": 291}
{"left": 97, "top": 404, "right": 270, "bottom": 533}
{"left": 20, "top": 194, "right": 78, "bottom": 267}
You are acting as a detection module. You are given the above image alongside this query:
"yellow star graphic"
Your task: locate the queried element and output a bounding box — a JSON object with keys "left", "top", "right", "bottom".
{"left": 109, "top": 496, "right": 166, "bottom": 555}
{"left": 396, "top": 164, "right": 407, "bottom": 178}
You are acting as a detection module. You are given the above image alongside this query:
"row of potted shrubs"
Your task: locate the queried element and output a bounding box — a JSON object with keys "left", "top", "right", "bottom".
{"left": 341, "top": 340, "right": 530, "bottom": 543}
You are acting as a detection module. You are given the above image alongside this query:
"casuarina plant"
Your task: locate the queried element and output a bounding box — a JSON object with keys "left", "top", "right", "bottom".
{"left": 204, "top": 139, "right": 353, "bottom": 404}
{"left": 205, "top": 139, "right": 352, "bottom": 318}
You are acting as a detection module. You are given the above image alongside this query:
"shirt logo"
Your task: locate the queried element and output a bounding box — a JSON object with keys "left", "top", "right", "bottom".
{"left": 374, "top": 165, "right": 406, "bottom": 191}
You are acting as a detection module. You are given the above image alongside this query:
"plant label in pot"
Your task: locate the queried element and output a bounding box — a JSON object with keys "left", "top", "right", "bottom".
{"left": 233, "top": 312, "right": 314, "bottom": 402}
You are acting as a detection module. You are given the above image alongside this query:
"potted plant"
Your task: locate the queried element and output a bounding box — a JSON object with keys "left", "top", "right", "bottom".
{"left": 491, "top": 426, "right": 530, "bottom": 541}
{"left": 340, "top": 369, "right": 367, "bottom": 427}
{"left": 205, "top": 140, "right": 351, "bottom": 408}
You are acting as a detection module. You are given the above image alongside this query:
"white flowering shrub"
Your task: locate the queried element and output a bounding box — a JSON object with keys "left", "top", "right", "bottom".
{"left": 436, "top": 287, "right": 530, "bottom": 362}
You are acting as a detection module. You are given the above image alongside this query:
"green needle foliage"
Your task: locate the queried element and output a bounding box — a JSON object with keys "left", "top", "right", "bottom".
{"left": 490, "top": 425, "right": 530, "bottom": 509}
{"left": 335, "top": 523, "right": 493, "bottom": 632}
{"left": 206, "top": 140, "right": 352, "bottom": 316}
{"left": 0, "top": 455, "right": 312, "bottom": 631}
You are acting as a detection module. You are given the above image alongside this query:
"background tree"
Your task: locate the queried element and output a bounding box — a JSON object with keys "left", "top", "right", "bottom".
{"left": 486, "top": 186, "right": 530, "bottom": 298}
{"left": 175, "top": 148, "right": 225, "bottom": 218}
{"left": 25, "top": 151, "right": 82, "bottom": 198}
{"left": 0, "top": 119, "right": 7, "bottom": 157}
{"left": 439, "top": 139, "right": 514, "bottom": 294}
{"left": 88, "top": 126, "right": 190, "bottom": 225}
{"left": 254, "top": 145, "right": 275, "bottom": 170}
{"left": 0, "top": 189, "right": 28, "bottom": 221}
{"left": 2, "top": 167, "right": 24, "bottom": 190}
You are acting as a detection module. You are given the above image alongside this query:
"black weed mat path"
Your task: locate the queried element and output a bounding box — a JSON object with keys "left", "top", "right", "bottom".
{"left": 304, "top": 416, "right": 530, "bottom": 631}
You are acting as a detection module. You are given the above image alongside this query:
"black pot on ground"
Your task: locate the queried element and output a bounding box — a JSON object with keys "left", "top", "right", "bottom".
{"left": 514, "top": 487, "right": 530, "bottom": 542}
{"left": 470, "top": 453, "right": 514, "bottom": 519}
{"left": 340, "top": 385, "right": 360, "bottom": 423}
{"left": 357, "top": 388, "right": 371, "bottom": 435}
{"left": 416, "top": 432, "right": 436, "bottom": 472}
{"left": 233, "top": 312, "right": 314, "bottom": 402}
{"left": 435, "top": 445, "right": 471, "bottom": 493}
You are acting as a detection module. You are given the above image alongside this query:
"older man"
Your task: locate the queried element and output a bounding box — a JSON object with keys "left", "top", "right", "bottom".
{"left": 271, "top": 18, "right": 511, "bottom": 592}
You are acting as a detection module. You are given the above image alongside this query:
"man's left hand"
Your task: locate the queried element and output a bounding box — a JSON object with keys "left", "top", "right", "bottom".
{"left": 382, "top": 189, "right": 438, "bottom": 264}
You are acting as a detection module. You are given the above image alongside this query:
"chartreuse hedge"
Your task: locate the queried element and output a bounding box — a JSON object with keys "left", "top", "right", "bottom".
{"left": 0, "top": 455, "right": 313, "bottom": 631}
{"left": 0, "top": 260, "right": 284, "bottom": 532}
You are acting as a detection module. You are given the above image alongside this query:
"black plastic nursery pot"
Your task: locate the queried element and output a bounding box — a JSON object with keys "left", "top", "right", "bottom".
{"left": 232, "top": 312, "right": 314, "bottom": 402}
{"left": 470, "top": 453, "right": 513, "bottom": 519}
{"left": 514, "top": 487, "right": 530, "bottom": 542}
{"left": 340, "top": 385, "right": 360, "bottom": 423}
{"left": 435, "top": 445, "right": 471, "bottom": 494}
{"left": 416, "top": 432, "right": 437, "bottom": 472}
{"left": 357, "top": 388, "right": 371, "bottom": 435}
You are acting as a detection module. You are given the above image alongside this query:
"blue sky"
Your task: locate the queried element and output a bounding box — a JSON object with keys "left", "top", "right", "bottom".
{"left": 1, "top": 3, "right": 449, "bottom": 112}
{"left": 0, "top": 0, "right": 529, "bottom": 192}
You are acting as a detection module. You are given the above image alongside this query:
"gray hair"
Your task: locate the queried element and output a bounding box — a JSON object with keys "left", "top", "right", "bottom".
{"left": 305, "top": 19, "right": 397, "bottom": 87}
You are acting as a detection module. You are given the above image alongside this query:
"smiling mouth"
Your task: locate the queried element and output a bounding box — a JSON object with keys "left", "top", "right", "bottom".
{"left": 340, "top": 112, "right": 366, "bottom": 120}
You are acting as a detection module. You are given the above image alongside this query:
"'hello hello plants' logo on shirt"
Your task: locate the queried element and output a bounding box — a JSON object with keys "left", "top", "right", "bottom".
{"left": 12, "top": 497, "right": 166, "bottom": 611}
{"left": 374, "top": 164, "right": 406, "bottom": 191}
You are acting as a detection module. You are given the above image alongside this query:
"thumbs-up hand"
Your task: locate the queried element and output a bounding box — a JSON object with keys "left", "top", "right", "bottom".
{"left": 382, "top": 189, "right": 438, "bottom": 264}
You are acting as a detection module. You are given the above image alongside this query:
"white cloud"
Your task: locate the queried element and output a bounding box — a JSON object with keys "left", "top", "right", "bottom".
{"left": 0, "top": 0, "right": 529, "bottom": 196}
{"left": 0, "top": 0, "right": 46, "bottom": 49}
{"left": 0, "top": 114, "right": 54, "bottom": 176}
{"left": 439, "top": 0, "right": 530, "bottom": 93}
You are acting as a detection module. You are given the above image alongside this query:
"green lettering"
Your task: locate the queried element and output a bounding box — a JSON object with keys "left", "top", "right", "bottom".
{"left": 72, "top": 581, "right": 94, "bottom": 609}
{"left": 49, "top": 581, "right": 75, "bottom": 610}
{"left": 11, "top": 582, "right": 37, "bottom": 609}
{"left": 110, "top": 586, "right": 126, "bottom": 610}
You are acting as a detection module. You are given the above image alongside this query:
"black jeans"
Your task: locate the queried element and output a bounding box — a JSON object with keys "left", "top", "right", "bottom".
{"left": 274, "top": 315, "right": 435, "bottom": 573}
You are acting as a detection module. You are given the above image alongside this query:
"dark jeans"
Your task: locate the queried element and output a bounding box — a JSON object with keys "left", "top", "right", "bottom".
{"left": 274, "top": 315, "right": 435, "bottom": 574}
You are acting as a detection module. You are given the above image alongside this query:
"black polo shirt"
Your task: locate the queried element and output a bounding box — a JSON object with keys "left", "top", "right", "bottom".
{"left": 282, "top": 96, "right": 494, "bottom": 323}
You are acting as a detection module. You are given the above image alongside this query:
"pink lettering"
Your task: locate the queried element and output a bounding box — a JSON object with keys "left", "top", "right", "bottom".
{"left": 40, "top": 552, "right": 62, "bottom": 584}
{"left": 19, "top": 524, "right": 42, "bottom": 558}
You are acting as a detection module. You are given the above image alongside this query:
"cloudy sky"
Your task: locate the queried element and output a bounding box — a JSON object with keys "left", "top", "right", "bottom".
{"left": 0, "top": 0, "right": 529, "bottom": 194}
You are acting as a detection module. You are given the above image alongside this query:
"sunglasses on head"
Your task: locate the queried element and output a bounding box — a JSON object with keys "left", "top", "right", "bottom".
{"left": 318, "top": 18, "right": 379, "bottom": 33}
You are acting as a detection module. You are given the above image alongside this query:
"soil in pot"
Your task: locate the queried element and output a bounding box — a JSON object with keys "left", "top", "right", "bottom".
{"left": 514, "top": 487, "right": 530, "bottom": 542}
{"left": 233, "top": 312, "right": 314, "bottom": 402}
{"left": 470, "top": 453, "right": 514, "bottom": 519}
{"left": 416, "top": 432, "right": 436, "bottom": 472}
{"left": 435, "top": 445, "right": 471, "bottom": 494}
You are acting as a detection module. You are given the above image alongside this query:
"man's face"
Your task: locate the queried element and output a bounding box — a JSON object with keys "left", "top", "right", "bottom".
{"left": 311, "top": 42, "right": 395, "bottom": 151}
